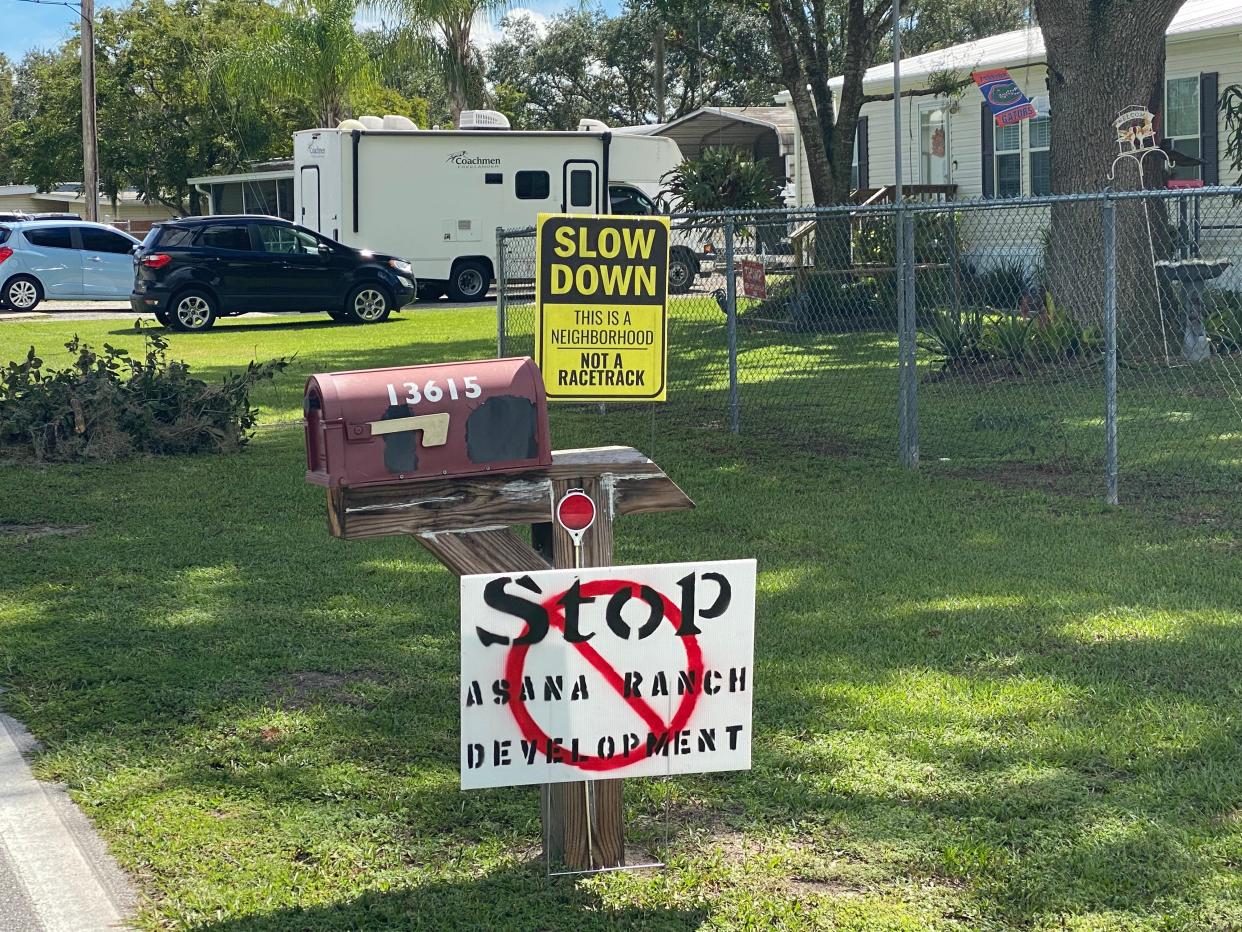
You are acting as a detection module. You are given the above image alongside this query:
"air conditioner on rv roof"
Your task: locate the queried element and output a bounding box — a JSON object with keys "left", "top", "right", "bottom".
{"left": 382, "top": 114, "right": 418, "bottom": 130}
{"left": 358, "top": 115, "right": 384, "bottom": 129}
{"left": 458, "top": 109, "right": 510, "bottom": 130}
{"left": 578, "top": 119, "right": 609, "bottom": 132}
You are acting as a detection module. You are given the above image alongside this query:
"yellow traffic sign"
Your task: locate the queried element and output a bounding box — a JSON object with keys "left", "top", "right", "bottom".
{"left": 535, "top": 213, "right": 669, "bottom": 403}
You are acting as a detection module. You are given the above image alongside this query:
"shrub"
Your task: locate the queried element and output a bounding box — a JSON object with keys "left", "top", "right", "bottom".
{"left": 0, "top": 327, "right": 290, "bottom": 463}
{"left": 984, "top": 314, "right": 1035, "bottom": 366}
{"left": 747, "top": 273, "right": 875, "bottom": 331}
{"left": 660, "top": 147, "right": 783, "bottom": 213}
{"left": 970, "top": 262, "right": 1031, "bottom": 310}
{"left": 1207, "top": 289, "right": 1242, "bottom": 353}
{"left": 1031, "top": 293, "right": 1103, "bottom": 362}
{"left": 919, "top": 309, "right": 986, "bottom": 369}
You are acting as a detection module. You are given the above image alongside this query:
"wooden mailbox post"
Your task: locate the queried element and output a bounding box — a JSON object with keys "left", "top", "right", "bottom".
{"left": 324, "top": 445, "right": 694, "bottom": 870}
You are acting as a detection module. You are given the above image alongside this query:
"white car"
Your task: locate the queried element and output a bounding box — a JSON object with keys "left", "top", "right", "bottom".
{"left": 0, "top": 220, "right": 141, "bottom": 312}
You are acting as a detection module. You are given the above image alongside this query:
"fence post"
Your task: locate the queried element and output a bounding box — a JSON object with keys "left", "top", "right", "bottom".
{"left": 1103, "top": 201, "right": 1119, "bottom": 506}
{"left": 724, "top": 216, "right": 740, "bottom": 434}
{"left": 948, "top": 208, "right": 961, "bottom": 315}
{"left": 902, "top": 212, "right": 919, "bottom": 468}
{"left": 495, "top": 226, "right": 508, "bottom": 359}
{"left": 896, "top": 210, "right": 907, "bottom": 463}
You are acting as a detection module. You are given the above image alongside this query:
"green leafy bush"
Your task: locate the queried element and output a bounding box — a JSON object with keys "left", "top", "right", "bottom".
{"left": 660, "top": 147, "right": 782, "bottom": 212}
{"left": 1206, "top": 289, "right": 1242, "bottom": 353}
{"left": 747, "top": 273, "right": 874, "bottom": 331}
{"left": 1032, "top": 293, "right": 1103, "bottom": 362}
{"left": 969, "top": 262, "right": 1031, "bottom": 310}
{"left": 0, "top": 327, "right": 290, "bottom": 463}
{"left": 919, "top": 309, "right": 986, "bottom": 369}
{"left": 984, "top": 314, "right": 1035, "bottom": 366}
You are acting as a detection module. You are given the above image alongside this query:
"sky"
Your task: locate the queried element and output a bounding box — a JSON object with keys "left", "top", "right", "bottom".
{"left": 0, "top": 0, "right": 619, "bottom": 61}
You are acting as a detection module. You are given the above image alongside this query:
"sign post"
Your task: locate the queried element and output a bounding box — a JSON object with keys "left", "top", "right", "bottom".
{"left": 534, "top": 213, "right": 670, "bottom": 403}
{"left": 317, "top": 439, "right": 697, "bottom": 872}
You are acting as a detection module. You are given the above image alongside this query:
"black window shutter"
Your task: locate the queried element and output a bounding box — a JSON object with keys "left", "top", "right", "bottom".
{"left": 1200, "top": 71, "right": 1219, "bottom": 184}
{"left": 856, "top": 117, "right": 870, "bottom": 190}
{"left": 981, "top": 104, "right": 995, "bottom": 198}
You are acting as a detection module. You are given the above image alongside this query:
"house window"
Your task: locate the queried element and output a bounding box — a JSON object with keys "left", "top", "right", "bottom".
{"left": 1165, "top": 76, "right": 1200, "bottom": 180}
{"left": 1028, "top": 114, "right": 1051, "bottom": 196}
{"left": 995, "top": 122, "right": 1022, "bottom": 197}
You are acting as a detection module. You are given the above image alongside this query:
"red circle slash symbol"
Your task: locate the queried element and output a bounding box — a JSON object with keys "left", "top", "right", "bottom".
{"left": 504, "top": 579, "right": 704, "bottom": 773}
{"left": 555, "top": 489, "right": 596, "bottom": 535}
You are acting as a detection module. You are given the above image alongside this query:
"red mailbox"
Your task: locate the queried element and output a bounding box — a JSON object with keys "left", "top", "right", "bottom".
{"left": 304, "top": 357, "right": 552, "bottom": 488}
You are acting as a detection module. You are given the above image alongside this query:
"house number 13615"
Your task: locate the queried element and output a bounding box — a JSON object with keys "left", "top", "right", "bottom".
{"left": 386, "top": 376, "right": 482, "bottom": 406}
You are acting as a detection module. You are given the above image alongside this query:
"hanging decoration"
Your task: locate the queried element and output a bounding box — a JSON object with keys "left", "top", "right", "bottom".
{"left": 972, "top": 68, "right": 1038, "bottom": 126}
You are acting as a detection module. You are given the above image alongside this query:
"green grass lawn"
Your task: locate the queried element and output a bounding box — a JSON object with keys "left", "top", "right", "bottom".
{"left": 2, "top": 307, "right": 1242, "bottom": 930}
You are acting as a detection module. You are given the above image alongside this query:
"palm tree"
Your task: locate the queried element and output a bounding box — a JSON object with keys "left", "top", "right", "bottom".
{"left": 218, "top": 0, "right": 378, "bottom": 128}
{"left": 375, "top": 0, "right": 502, "bottom": 123}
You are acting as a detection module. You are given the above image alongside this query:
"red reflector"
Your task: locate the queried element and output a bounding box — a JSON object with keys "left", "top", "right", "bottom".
{"left": 0, "top": 246, "right": 12, "bottom": 264}
{"left": 142, "top": 253, "right": 173, "bottom": 269}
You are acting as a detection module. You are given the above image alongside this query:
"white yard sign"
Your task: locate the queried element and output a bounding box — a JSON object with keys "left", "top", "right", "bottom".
{"left": 460, "top": 560, "right": 756, "bottom": 790}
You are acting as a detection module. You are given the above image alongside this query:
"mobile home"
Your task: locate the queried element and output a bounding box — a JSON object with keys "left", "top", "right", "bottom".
{"left": 293, "top": 113, "right": 684, "bottom": 301}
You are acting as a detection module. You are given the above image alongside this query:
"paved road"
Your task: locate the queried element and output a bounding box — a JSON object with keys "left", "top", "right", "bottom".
{"left": 1, "top": 297, "right": 497, "bottom": 323}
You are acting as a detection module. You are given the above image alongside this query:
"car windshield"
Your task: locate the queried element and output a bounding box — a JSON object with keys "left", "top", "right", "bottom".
{"left": 609, "top": 186, "right": 657, "bottom": 216}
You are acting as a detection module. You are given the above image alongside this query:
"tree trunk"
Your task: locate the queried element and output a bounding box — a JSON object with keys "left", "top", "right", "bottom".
{"left": 1035, "top": 0, "right": 1183, "bottom": 355}
{"left": 769, "top": 0, "right": 884, "bottom": 269}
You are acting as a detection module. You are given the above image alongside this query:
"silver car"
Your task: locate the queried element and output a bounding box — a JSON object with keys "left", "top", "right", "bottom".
{"left": 0, "top": 220, "right": 141, "bottom": 312}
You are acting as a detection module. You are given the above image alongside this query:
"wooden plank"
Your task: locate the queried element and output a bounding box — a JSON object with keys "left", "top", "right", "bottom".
{"left": 541, "top": 475, "right": 625, "bottom": 871}
{"left": 416, "top": 527, "right": 550, "bottom": 577}
{"left": 331, "top": 446, "right": 693, "bottom": 540}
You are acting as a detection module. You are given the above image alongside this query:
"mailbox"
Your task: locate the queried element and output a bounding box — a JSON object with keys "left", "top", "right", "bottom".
{"left": 304, "top": 357, "right": 552, "bottom": 488}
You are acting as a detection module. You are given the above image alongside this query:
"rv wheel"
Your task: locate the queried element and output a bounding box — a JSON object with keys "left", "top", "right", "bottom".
{"left": 447, "top": 261, "right": 490, "bottom": 302}
{"left": 668, "top": 249, "right": 697, "bottom": 294}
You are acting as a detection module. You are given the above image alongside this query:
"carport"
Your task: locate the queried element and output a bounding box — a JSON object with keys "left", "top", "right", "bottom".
{"left": 641, "top": 107, "right": 796, "bottom": 189}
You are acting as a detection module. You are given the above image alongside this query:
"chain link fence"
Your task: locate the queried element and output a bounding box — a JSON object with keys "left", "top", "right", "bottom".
{"left": 498, "top": 188, "right": 1242, "bottom": 504}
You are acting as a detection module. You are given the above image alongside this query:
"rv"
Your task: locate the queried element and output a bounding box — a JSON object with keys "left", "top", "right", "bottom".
{"left": 293, "top": 112, "right": 693, "bottom": 301}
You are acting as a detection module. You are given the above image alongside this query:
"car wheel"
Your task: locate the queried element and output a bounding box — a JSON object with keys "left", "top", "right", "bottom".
{"left": 669, "top": 250, "right": 696, "bottom": 295}
{"left": 3, "top": 275, "right": 42, "bottom": 312}
{"left": 169, "top": 290, "right": 217, "bottom": 332}
{"left": 345, "top": 284, "right": 392, "bottom": 323}
{"left": 447, "top": 261, "right": 490, "bottom": 302}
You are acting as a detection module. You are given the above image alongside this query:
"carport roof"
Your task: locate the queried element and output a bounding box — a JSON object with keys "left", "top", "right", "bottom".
{"left": 644, "top": 107, "right": 796, "bottom": 159}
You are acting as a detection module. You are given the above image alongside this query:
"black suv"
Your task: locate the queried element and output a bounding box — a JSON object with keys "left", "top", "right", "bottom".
{"left": 131, "top": 215, "right": 417, "bottom": 331}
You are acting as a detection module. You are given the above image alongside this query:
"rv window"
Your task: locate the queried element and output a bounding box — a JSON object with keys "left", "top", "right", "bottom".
{"left": 569, "top": 170, "right": 593, "bottom": 208}
{"left": 515, "top": 171, "right": 550, "bottom": 200}
{"left": 485, "top": 173, "right": 503, "bottom": 185}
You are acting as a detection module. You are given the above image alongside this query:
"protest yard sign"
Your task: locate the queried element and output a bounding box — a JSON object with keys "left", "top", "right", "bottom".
{"left": 460, "top": 559, "right": 756, "bottom": 790}
{"left": 535, "top": 213, "right": 670, "bottom": 403}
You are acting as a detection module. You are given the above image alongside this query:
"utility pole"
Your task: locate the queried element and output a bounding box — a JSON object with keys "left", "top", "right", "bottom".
{"left": 80, "top": 0, "right": 99, "bottom": 221}
{"left": 653, "top": 27, "right": 665, "bottom": 123}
